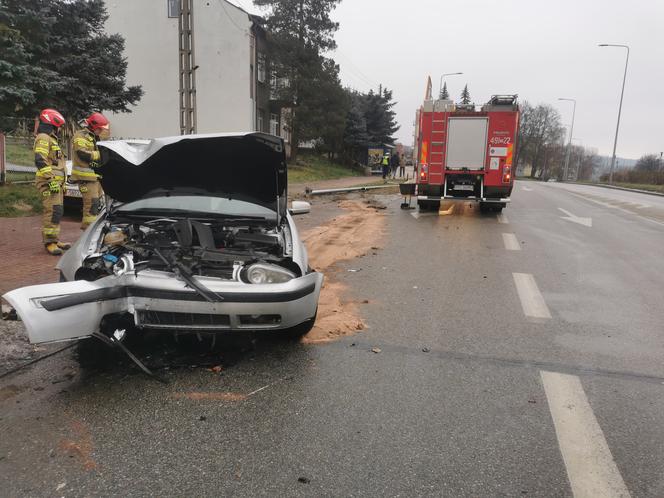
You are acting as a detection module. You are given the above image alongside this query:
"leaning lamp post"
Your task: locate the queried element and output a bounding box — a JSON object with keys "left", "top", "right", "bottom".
{"left": 558, "top": 98, "right": 576, "bottom": 182}
{"left": 599, "top": 43, "right": 630, "bottom": 184}
{"left": 438, "top": 72, "right": 463, "bottom": 97}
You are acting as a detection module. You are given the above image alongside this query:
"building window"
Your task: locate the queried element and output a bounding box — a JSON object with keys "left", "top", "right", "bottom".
{"left": 257, "top": 112, "right": 264, "bottom": 133}
{"left": 167, "top": 0, "right": 180, "bottom": 17}
{"left": 257, "top": 53, "right": 266, "bottom": 83}
{"left": 270, "top": 113, "right": 279, "bottom": 136}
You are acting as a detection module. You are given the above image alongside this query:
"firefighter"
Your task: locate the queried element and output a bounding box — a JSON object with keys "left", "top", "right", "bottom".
{"left": 381, "top": 153, "right": 390, "bottom": 181}
{"left": 71, "top": 112, "right": 110, "bottom": 229}
{"left": 34, "top": 108, "right": 71, "bottom": 255}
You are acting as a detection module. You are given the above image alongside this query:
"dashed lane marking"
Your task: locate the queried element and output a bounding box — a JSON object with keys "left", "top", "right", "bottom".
{"left": 502, "top": 233, "right": 521, "bottom": 251}
{"left": 513, "top": 273, "right": 552, "bottom": 319}
{"left": 541, "top": 371, "right": 631, "bottom": 498}
{"left": 498, "top": 213, "right": 509, "bottom": 224}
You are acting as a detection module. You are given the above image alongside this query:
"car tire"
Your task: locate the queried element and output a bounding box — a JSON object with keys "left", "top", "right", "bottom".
{"left": 281, "top": 311, "right": 317, "bottom": 340}
{"left": 75, "top": 336, "right": 112, "bottom": 368}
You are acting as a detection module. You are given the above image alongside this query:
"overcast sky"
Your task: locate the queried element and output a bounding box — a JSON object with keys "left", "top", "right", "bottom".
{"left": 236, "top": 0, "right": 662, "bottom": 160}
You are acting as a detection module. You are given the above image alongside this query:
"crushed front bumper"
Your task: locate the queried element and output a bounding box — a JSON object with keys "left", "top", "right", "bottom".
{"left": 2, "top": 270, "right": 323, "bottom": 344}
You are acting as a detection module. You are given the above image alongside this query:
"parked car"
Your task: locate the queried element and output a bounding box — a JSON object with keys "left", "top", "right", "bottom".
{"left": 3, "top": 133, "right": 323, "bottom": 350}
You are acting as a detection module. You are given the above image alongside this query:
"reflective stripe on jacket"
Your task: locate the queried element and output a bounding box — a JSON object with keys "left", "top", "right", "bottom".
{"left": 71, "top": 129, "right": 101, "bottom": 181}
{"left": 34, "top": 133, "right": 66, "bottom": 180}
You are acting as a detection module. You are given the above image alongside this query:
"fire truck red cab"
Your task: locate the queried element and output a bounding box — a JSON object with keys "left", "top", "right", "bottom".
{"left": 414, "top": 94, "right": 519, "bottom": 212}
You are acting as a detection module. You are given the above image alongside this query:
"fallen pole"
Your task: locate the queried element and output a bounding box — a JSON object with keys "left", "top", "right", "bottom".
{"left": 306, "top": 184, "right": 398, "bottom": 196}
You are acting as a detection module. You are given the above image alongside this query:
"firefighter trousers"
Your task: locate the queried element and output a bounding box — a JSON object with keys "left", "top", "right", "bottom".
{"left": 78, "top": 181, "right": 102, "bottom": 229}
{"left": 36, "top": 180, "right": 64, "bottom": 244}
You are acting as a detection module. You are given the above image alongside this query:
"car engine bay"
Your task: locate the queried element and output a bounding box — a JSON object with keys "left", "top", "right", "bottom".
{"left": 75, "top": 216, "right": 301, "bottom": 287}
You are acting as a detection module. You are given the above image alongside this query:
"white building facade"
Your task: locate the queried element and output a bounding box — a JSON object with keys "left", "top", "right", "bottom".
{"left": 104, "top": 0, "right": 256, "bottom": 139}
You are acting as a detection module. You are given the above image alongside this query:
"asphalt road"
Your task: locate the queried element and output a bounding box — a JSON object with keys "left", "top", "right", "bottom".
{"left": 1, "top": 181, "right": 663, "bottom": 497}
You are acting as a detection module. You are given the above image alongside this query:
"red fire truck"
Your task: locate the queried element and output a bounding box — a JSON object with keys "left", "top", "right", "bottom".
{"left": 414, "top": 94, "right": 519, "bottom": 212}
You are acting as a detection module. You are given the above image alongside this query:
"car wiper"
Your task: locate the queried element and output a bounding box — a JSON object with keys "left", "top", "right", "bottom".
{"left": 152, "top": 247, "right": 224, "bottom": 303}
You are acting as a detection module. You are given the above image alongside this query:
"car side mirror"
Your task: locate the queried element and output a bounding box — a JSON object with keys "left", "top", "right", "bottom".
{"left": 289, "top": 200, "right": 311, "bottom": 215}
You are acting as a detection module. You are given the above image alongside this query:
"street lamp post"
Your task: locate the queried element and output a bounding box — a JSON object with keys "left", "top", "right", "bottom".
{"left": 599, "top": 44, "right": 630, "bottom": 184}
{"left": 558, "top": 98, "right": 576, "bottom": 182}
{"left": 438, "top": 72, "right": 463, "bottom": 98}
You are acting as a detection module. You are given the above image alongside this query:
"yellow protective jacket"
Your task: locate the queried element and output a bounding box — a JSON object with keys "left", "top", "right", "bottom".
{"left": 71, "top": 128, "right": 101, "bottom": 182}
{"left": 34, "top": 132, "right": 66, "bottom": 182}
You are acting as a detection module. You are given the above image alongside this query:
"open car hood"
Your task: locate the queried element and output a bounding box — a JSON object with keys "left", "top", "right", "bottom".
{"left": 97, "top": 132, "right": 287, "bottom": 216}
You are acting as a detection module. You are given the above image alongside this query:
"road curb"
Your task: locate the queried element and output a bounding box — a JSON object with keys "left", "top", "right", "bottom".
{"left": 573, "top": 182, "right": 664, "bottom": 198}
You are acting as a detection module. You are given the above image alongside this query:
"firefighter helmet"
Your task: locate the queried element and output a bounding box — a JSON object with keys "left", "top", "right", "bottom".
{"left": 39, "top": 109, "right": 65, "bottom": 128}
{"left": 85, "top": 112, "right": 110, "bottom": 132}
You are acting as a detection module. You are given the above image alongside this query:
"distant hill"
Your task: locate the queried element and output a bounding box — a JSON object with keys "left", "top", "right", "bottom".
{"left": 595, "top": 155, "right": 637, "bottom": 171}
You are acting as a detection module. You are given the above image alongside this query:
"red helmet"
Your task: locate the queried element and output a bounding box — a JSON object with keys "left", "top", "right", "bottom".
{"left": 85, "top": 112, "right": 110, "bottom": 132}
{"left": 39, "top": 109, "right": 65, "bottom": 128}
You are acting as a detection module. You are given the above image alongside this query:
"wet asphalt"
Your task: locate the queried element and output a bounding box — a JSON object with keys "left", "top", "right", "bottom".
{"left": 1, "top": 182, "right": 664, "bottom": 497}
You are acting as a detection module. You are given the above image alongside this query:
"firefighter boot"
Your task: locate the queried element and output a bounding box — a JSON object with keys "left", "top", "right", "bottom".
{"left": 56, "top": 241, "right": 72, "bottom": 251}
{"left": 45, "top": 243, "right": 64, "bottom": 256}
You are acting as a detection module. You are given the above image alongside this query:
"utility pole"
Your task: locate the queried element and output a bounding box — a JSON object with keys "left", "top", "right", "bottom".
{"left": 558, "top": 98, "right": 576, "bottom": 182}
{"left": 179, "top": 0, "right": 197, "bottom": 135}
{"left": 599, "top": 44, "right": 630, "bottom": 184}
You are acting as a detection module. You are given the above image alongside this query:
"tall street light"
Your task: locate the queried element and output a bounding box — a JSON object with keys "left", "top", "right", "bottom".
{"left": 439, "top": 72, "right": 463, "bottom": 98}
{"left": 558, "top": 98, "right": 576, "bottom": 182}
{"left": 599, "top": 43, "right": 630, "bottom": 184}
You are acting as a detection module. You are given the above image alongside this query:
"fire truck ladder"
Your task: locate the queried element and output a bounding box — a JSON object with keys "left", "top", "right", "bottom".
{"left": 428, "top": 100, "right": 447, "bottom": 182}
{"left": 179, "top": 0, "right": 197, "bottom": 135}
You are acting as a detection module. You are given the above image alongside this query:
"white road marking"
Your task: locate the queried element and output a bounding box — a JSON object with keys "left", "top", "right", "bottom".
{"left": 497, "top": 213, "right": 509, "bottom": 224}
{"left": 502, "top": 233, "right": 521, "bottom": 251}
{"left": 628, "top": 202, "right": 650, "bottom": 209}
{"left": 410, "top": 211, "right": 438, "bottom": 219}
{"left": 558, "top": 208, "right": 593, "bottom": 227}
{"left": 540, "top": 371, "right": 631, "bottom": 498}
{"left": 567, "top": 192, "right": 664, "bottom": 226}
{"left": 512, "top": 273, "right": 552, "bottom": 319}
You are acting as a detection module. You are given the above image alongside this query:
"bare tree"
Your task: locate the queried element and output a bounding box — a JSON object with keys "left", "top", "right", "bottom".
{"left": 517, "top": 102, "right": 564, "bottom": 178}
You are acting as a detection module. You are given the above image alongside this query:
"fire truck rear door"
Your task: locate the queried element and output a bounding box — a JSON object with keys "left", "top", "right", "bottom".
{"left": 446, "top": 117, "right": 489, "bottom": 170}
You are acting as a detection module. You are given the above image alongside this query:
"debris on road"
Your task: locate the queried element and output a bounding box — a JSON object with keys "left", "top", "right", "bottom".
{"left": 58, "top": 420, "right": 97, "bottom": 471}
{"left": 422, "top": 347, "right": 430, "bottom": 353}
{"left": 371, "top": 347, "right": 382, "bottom": 354}
{"left": 301, "top": 200, "right": 386, "bottom": 344}
{"left": 298, "top": 477, "right": 311, "bottom": 484}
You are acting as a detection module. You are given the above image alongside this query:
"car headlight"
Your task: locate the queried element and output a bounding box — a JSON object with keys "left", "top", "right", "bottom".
{"left": 244, "top": 263, "right": 296, "bottom": 284}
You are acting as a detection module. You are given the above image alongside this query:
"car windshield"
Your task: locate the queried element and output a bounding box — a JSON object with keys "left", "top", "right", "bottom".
{"left": 115, "top": 195, "right": 275, "bottom": 218}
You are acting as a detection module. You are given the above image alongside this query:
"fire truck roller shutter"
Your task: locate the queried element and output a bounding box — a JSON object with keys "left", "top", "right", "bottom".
{"left": 445, "top": 117, "right": 489, "bottom": 170}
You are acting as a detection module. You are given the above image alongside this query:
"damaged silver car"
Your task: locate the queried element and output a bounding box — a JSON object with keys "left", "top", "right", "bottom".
{"left": 3, "top": 133, "right": 323, "bottom": 352}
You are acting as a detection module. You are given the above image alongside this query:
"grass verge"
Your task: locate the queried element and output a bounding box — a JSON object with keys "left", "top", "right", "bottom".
{"left": 612, "top": 182, "right": 664, "bottom": 194}
{"left": 5, "top": 139, "right": 33, "bottom": 166}
{"left": 289, "top": 153, "right": 363, "bottom": 184}
{"left": 0, "top": 184, "right": 42, "bottom": 217}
